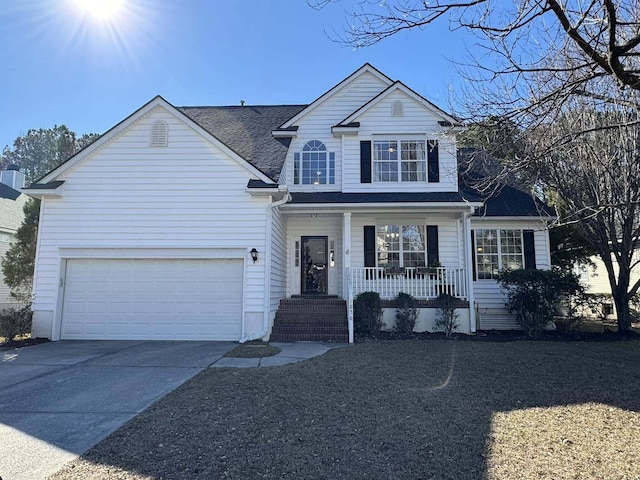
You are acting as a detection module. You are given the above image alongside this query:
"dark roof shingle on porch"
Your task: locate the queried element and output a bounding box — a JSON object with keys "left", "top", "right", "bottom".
{"left": 179, "top": 105, "right": 306, "bottom": 181}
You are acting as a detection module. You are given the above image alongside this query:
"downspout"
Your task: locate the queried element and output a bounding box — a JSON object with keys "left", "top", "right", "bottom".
{"left": 463, "top": 206, "right": 477, "bottom": 333}
{"left": 239, "top": 191, "right": 291, "bottom": 343}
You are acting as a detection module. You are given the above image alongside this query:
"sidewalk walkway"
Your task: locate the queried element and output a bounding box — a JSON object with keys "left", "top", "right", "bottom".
{"left": 210, "top": 342, "right": 347, "bottom": 368}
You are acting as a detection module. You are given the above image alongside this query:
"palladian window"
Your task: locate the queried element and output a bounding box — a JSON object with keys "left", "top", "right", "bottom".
{"left": 294, "top": 140, "right": 335, "bottom": 185}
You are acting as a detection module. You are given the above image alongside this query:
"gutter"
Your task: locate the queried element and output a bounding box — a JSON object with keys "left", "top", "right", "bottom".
{"left": 239, "top": 191, "right": 292, "bottom": 343}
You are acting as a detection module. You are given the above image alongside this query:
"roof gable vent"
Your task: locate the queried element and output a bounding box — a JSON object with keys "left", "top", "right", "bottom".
{"left": 149, "top": 120, "right": 168, "bottom": 147}
{"left": 391, "top": 100, "right": 403, "bottom": 117}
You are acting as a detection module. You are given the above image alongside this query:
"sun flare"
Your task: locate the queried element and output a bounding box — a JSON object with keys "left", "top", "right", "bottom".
{"left": 72, "top": 0, "right": 125, "bottom": 20}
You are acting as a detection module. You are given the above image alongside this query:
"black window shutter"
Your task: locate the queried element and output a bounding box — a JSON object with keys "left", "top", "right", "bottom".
{"left": 427, "top": 140, "right": 439, "bottom": 183}
{"left": 364, "top": 226, "right": 376, "bottom": 267}
{"left": 471, "top": 230, "right": 477, "bottom": 281}
{"left": 523, "top": 230, "right": 536, "bottom": 269}
{"left": 426, "top": 225, "right": 439, "bottom": 265}
{"left": 360, "top": 141, "right": 372, "bottom": 183}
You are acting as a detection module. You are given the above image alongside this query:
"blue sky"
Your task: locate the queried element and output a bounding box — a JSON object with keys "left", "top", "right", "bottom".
{"left": 1, "top": 0, "right": 472, "bottom": 150}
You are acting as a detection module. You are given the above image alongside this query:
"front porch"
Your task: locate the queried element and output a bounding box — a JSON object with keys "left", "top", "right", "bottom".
{"left": 275, "top": 206, "right": 478, "bottom": 342}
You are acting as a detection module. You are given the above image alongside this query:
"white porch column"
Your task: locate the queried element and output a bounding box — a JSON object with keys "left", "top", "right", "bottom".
{"left": 463, "top": 210, "right": 477, "bottom": 333}
{"left": 343, "top": 212, "right": 353, "bottom": 343}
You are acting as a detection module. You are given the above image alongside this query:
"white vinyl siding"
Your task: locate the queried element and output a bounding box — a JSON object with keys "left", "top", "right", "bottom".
{"left": 270, "top": 206, "right": 287, "bottom": 313}
{"left": 343, "top": 90, "right": 458, "bottom": 193}
{"left": 32, "top": 106, "right": 270, "bottom": 340}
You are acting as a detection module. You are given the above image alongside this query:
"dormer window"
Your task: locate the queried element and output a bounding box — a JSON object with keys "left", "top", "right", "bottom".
{"left": 149, "top": 120, "right": 168, "bottom": 147}
{"left": 293, "top": 140, "right": 335, "bottom": 185}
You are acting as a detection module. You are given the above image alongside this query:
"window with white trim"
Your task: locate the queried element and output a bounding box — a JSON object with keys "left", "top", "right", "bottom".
{"left": 293, "top": 140, "right": 335, "bottom": 185}
{"left": 475, "top": 229, "right": 524, "bottom": 279}
{"left": 376, "top": 225, "right": 426, "bottom": 268}
{"left": 373, "top": 139, "right": 426, "bottom": 182}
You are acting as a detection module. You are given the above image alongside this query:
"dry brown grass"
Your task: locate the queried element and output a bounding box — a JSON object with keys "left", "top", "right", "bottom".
{"left": 51, "top": 339, "right": 640, "bottom": 480}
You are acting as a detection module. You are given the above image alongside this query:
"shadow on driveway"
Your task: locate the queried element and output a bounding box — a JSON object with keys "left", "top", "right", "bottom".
{"left": 0, "top": 340, "right": 235, "bottom": 480}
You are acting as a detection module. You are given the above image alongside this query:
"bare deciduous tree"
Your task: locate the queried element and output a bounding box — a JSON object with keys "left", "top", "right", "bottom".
{"left": 526, "top": 91, "right": 640, "bottom": 331}
{"left": 313, "top": 0, "right": 640, "bottom": 331}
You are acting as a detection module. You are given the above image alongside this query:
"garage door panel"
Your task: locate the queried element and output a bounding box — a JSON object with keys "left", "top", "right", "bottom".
{"left": 61, "top": 258, "right": 244, "bottom": 340}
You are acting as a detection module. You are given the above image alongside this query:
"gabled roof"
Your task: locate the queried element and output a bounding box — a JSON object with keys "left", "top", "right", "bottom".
{"left": 277, "top": 63, "right": 394, "bottom": 130}
{"left": 32, "top": 96, "right": 282, "bottom": 187}
{"left": 337, "top": 81, "right": 462, "bottom": 127}
{"left": 179, "top": 105, "right": 306, "bottom": 181}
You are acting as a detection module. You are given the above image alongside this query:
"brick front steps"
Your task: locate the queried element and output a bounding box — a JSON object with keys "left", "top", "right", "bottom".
{"left": 270, "top": 296, "right": 348, "bottom": 342}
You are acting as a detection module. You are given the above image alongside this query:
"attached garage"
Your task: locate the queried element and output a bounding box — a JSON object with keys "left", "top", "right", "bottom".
{"left": 60, "top": 258, "right": 244, "bottom": 340}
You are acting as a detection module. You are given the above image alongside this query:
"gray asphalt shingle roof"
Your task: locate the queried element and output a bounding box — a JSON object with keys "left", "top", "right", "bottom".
{"left": 289, "top": 191, "right": 482, "bottom": 204}
{"left": 0, "top": 184, "right": 26, "bottom": 233}
{"left": 178, "top": 105, "right": 307, "bottom": 181}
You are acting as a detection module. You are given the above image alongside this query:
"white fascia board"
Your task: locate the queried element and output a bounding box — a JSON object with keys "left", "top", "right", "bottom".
{"left": 23, "top": 186, "right": 64, "bottom": 198}
{"left": 246, "top": 188, "right": 288, "bottom": 200}
{"left": 271, "top": 130, "right": 297, "bottom": 138}
{"left": 279, "top": 64, "right": 393, "bottom": 129}
{"left": 331, "top": 126, "right": 359, "bottom": 137}
{"left": 341, "top": 82, "right": 461, "bottom": 127}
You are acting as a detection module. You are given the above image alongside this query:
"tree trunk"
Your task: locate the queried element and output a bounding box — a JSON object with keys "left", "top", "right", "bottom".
{"left": 613, "top": 292, "right": 632, "bottom": 332}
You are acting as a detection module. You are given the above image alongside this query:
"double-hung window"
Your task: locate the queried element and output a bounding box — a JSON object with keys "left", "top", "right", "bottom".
{"left": 372, "top": 139, "right": 429, "bottom": 182}
{"left": 474, "top": 229, "right": 524, "bottom": 279}
{"left": 376, "top": 225, "right": 427, "bottom": 268}
{"left": 294, "top": 140, "right": 335, "bottom": 185}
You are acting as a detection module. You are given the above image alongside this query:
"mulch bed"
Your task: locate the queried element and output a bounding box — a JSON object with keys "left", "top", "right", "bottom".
{"left": 50, "top": 339, "right": 640, "bottom": 480}
{"left": 0, "top": 337, "right": 48, "bottom": 351}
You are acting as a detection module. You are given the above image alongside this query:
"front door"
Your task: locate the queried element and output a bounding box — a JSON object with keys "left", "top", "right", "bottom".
{"left": 301, "top": 236, "right": 328, "bottom": 294}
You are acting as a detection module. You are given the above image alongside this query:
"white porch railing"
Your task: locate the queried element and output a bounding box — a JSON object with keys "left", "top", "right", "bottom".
{"left": 351, "top": 267, "right": 468, "bottom": 300}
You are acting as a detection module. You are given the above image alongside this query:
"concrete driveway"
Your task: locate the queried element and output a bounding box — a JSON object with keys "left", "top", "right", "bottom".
{"left": 0, "top": 340, "right": 236, "bottom": 480}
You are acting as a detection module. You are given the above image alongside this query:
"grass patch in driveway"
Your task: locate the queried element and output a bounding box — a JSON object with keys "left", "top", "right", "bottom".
{"left": 50, "top": 339, "right": 640, "bottom": 480}
{"left": 224, "top": 342, "right": 281, "bottom": 358}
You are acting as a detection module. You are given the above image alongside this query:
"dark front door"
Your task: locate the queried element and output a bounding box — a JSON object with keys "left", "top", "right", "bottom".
{"left": 301, "top": 236, "right": 328, "bottom": 294}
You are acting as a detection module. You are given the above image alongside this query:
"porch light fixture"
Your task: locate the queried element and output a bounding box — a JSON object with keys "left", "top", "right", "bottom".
{"left": 250, "top": 248, "right": 258, "bottom": 263}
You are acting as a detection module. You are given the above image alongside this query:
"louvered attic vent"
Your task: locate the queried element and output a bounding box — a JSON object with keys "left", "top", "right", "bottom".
{"left": 149, "top": 120, "right": 168, "bottom": 147}
{"left": 391, "top": 100, "right": 403, "bottom": 117}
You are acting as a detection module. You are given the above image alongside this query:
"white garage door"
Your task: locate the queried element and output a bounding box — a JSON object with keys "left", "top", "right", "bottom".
{"left": 61, "top": 258, "right": 244, "bottom": 340}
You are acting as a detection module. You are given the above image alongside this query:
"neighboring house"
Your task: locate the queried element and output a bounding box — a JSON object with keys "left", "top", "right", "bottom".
{"left": 25, "top": 64, "right": 553, "bottom": 342}
{"left": 576, "top": 252, "right": 640, "bottom": 319}
{"left": 0, "top": 165, "right": 27, "bottom": 312}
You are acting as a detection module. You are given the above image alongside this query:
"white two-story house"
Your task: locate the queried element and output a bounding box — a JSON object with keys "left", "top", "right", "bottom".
{"left": 25, "top": 64, "right": 553, "bottom": 343}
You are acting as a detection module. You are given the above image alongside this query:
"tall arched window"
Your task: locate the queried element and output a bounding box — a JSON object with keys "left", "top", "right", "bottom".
{"left": 293, "top": 140, "right": 335, "bottom": 185}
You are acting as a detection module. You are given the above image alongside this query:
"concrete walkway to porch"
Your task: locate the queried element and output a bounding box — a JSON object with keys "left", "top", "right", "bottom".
{"left": 210, "top": 342, "right": 347, "bottom": 368}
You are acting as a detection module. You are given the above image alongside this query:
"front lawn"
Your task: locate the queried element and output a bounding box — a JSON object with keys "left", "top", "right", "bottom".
{"left": 51, "top": 339, "right": 640, "bottom": 480}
